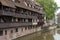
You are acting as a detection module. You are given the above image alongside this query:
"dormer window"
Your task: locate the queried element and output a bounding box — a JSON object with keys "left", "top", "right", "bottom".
{"left": 12, "top": 0, "right": 20, "bottom": 3}
{"left": 29, "top": 4, "right": 31, "bottom": 7}
{"left": 27, "top": 4, "right": 31, "bottom": 7}
{"left": 12, "top": 0, "right": 15, "bottom": 2}
{"left": 32, "top": 6, "right": 34, "bottom": 8}
{"left": 24, "top": 2, "right": 27, "bottom": 6}
{"left": 12, "top": 0, "right": 16, "bottom": 2}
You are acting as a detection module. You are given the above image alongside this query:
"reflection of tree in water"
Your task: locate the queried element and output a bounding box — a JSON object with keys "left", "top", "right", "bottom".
{"left": 40, "top": 29, "right": 50, "bottom": 40}
{"left": 57, "top": 30, "right": 60, "bottom": 34}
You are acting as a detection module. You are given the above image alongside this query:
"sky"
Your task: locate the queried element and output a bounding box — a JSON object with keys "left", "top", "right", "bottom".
{"left": 54, "top": 0, "right": 60, "bottom": 15}
{"left": 55, "top": 0, "right": 60, "bottom": 7}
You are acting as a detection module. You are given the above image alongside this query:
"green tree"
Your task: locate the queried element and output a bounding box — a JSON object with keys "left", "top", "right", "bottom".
{"left": 36, "top": 0, "right": 58, "bottom": 20}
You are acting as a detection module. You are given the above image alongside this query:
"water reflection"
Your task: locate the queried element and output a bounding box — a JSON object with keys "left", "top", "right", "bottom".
{"left": 14, "top": 28, "right": 60, "bottom": 40}
{"left": 53, "top": 29, "right": 60, "bottom": 40}
{"left": 40, "top": 29, "right": 54, "bottom": 40}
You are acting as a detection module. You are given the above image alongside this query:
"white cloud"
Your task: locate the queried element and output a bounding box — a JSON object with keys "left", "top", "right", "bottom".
{"left": 54, "top": 0, "right": 60, "bottom": 15}
{"left": 55, "top": 9, "right": 60, "bottom": 15}
{"left": 55, "top": 0, "right": 60, "bottom": 7}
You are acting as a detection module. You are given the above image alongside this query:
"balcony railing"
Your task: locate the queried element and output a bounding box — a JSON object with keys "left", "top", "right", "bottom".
{"left": 15, "top": 13, "right": 37, "bottom": 19}
{"left": 0, "top": 10, "right": 15, "bottom": 16}
{"left": 0, "top": 10, "right": 37, "bottom": 19}
{"left": 0, "top": 22, "right": 32, "bottom": 28}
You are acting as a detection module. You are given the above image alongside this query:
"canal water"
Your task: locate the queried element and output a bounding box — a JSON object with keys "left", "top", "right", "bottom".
{"left": 14, "top": 28, "right": 60, "bottom": 40}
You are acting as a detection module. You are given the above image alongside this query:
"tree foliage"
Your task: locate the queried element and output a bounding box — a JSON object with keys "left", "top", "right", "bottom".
{"left": 36, "top": 0, "right": 58, "bottom": 20}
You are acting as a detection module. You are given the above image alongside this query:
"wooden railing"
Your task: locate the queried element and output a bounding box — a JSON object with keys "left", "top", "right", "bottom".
{"left": 0, "top": 22, "right": 32, "bottom": 28}
{"left": 0, "top": 10, "right": 37, "bottom": 19}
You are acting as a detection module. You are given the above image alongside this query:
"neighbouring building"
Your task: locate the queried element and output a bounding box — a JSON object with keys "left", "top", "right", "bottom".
{"left": 0, "top": 0, "right": 45, "bottom": 40}
{"left": 57, "top": 13, "right": 60, "bottom": 25}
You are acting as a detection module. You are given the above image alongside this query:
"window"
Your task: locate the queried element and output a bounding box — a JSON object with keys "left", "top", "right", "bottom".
{"left": 12, "top": 0, "right": 15, "bottom": 2}
{"left": 27, "top": 4, "right": 31, "bottom": 7}
{"left": 23, "top": 9, "right": 26, "bottom": 12}
{"left": 32, "top": 6, "right": 34, "bottom": 8}
{"left": 18, "top": 18, "right": 20, "bottom": 22}
{"left": 21, "top": 28, "right": 23, "bottom": 32}
{"left": 32, "top": 12, "right": 35, "bottom": 16}
{"left": 42, "top": 15, "right": 44, "bottom": 17}
{"left": 29, "top": 12, "right": 32, "bottom": 15}
{"left": 25, "top": 27, "right": 27, "bottom": 30}
{"left": 13, "top": 17, "right": 16, "bottom": 22}
{"left": 10, "top": 8, "right": 15, "bottom": 12}
{"left": 0, "top": 5, "right": 2, "bottom": 10}
{"left": 3, "top": 7, "right": 10, "bottom": 11}
{"left": 34, "top": 12, "right": 38, "bottom": 16}
{"left": 28, "top": 19, "right": 32, "bottom": 22}
{"left": 25, "top": 19, "right": 28, "bottom": 22}
{"left": 11, "top": 30, "right": 13, "bottom": 33}
{"left": 27, "top": 4, "right": 29, "bottom": 6}
{"left": 28, "top": 26, "right": 32, "bottom": 29}
{"left": 42, "top": 19, "right": 44, "bottom": 21}
{"left": 15, "top": 9, "right": 20, "bottom": 13}
{"left": 29, "top": 4, "right": 31, "bottom": 7}
{"left": 0, "top": 30, "right": 3, "bottom": 36}
{"left": 5, "top": 30, "right": 7, "bottom": 35}
{"left": 12, "top": 0, "right": 20, "bottom": 3}
{"left": 15, "top": 28, "right": 18, "bottom": 32}
{"left": 0, "top": 18, "right": 4, "bottom": 23}
{"left": 20, "top": 9, "right": 23, "bottom": 14}
{"left": 24, "top": 2, "right": 27, "bottom": 6}
{"left": 31, "top": 5, "right": 32, "bottom": 8}
{"left": 25, "top": 11, "right": 28, "bottom": 15}
{"left": 20, "top": 18, "right": 25, "bottom": 22}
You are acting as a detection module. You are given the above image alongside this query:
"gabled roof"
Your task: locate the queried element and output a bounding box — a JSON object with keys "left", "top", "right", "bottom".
{"left": 14, "top": 0, "right": 44, "bottom": 14}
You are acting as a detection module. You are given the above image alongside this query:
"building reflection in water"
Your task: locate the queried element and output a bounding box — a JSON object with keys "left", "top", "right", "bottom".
{"left": 14, "top": 29, "right": 60, "bottom": 40}
{"left": 53, "top": 29, "right": 60, "bottom": 40}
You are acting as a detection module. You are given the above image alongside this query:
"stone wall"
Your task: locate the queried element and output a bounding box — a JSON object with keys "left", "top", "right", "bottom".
{"left": 0, "top": 27, "right": 41, "bottom": 40}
